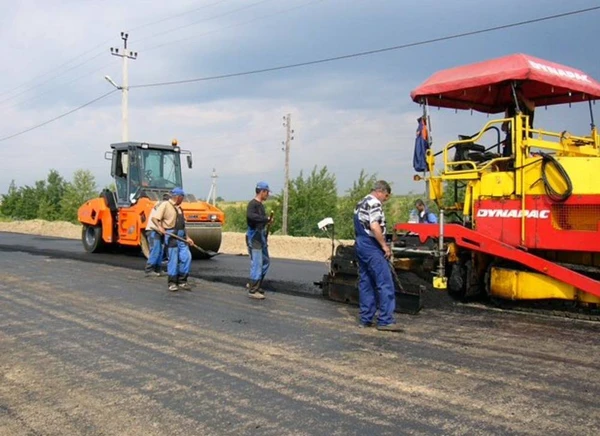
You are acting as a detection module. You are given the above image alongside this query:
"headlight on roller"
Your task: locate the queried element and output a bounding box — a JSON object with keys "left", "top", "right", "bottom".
{"left": 210, "top": 214, "right": 217, "bottom": 221}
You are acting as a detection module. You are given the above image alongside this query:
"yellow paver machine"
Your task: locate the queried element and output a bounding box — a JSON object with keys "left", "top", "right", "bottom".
{"left": 321, "top": 54, "right": 600, "bottom": 319}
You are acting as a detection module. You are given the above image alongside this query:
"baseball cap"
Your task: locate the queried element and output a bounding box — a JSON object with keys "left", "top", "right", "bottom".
{"left": 256, "top": 181, "right": 271, "bottom": 192}
{"left": 171, "top": 187, "right": 185, "bottom": 196}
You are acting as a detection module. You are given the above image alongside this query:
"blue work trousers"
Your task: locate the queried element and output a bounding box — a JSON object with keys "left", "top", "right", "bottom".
{"left": 356, "top": 247, "right": 396, "bottom": 326}
{"left": 249, "top": 245, "right": 270, "bottom": 283}
{"left": 247, "top": 229, "right": 270, "bottom": 284}
{"left": 165, "top": 229, "right": 191, "bottom": 281}
{"left": 145, "top": 230, "right": 164, "bottom": 271}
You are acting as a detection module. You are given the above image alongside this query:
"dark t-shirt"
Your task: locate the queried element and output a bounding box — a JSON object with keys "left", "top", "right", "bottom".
{"left": 247, "top": 199, "right": 269, "bottom": 248}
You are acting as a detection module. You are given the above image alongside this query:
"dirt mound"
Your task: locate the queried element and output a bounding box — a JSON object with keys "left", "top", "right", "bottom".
{"left": 0, "top": 220, "right": 81, "bottom": 240}
{"left": 221, "top": 233, "right": 354, "bottom": 263}
{"left": 0, "top": 220, "right": 353, "bottom": 263}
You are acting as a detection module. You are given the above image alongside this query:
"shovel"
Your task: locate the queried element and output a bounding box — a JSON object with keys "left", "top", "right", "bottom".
{"left": 166, "top": 232, "right": 220, "bottom": 258}
{"left": 388, "top": 257, "right": 423, "bottom": 315}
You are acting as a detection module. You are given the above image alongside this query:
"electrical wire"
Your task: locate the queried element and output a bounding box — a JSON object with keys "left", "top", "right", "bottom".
{"left": 7, "top": 62, "right": 117, "bottom": 110}
{"left": 0, "top": 0, "right": 231, "bottom": 102}
{"left": 143, "top": 0, "right": 325, "bottom": 52}
{"left": 1, "top": 6, "right": 598, "bottom": 142}
{"left": 128, "top": 0, "right": 230, "bottom": 32}
{"left": 0, "top": 90, "right": 118, "bottom": 143}
{"left": 0, "top": 43, "right": 111, "bottom": 100}
{"left": 0, "top": 52, "right": 108, "bottom": 106}
{"left": 131, "top": 6, "right": 600, "bottom": 89}
{"left": 135, "top": 0, "right": 274, "bottom": 46}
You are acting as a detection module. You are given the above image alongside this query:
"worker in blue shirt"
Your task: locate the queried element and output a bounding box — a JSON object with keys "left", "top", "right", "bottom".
{"left": 412, "top": 199, "right": 438, "bottom": 224}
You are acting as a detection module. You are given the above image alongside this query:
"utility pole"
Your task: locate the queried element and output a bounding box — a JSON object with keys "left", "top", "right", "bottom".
{"left": 109, "top": 32, "right": 138, "bottom": 142}
{"left": 281, "top": 113, "right": 294, "bottom": 235}
{"left": 207, "top": 168, "right": 218, "bottom": 205}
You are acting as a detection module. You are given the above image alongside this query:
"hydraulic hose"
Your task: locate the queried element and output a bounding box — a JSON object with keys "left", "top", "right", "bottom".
{"left": 539, "top": 152, "right": 573, "bottom": 202}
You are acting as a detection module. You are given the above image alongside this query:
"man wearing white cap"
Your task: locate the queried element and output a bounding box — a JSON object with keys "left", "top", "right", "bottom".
{"left": 245, "top": 181, "right": 273, "bottom": 299}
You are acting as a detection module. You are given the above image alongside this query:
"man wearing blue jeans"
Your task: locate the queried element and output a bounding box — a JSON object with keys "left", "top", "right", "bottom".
{"left": 152, "top": 188, "right": 193, "bottom": 292}
{"left": 353, "top": 180, "right": 402, "bottom": 332}
{"left": 246, "top": 181, "right": 273, "bottom": 300}
{"left": 144, "top": 193, "right": 170, "bottom": 277}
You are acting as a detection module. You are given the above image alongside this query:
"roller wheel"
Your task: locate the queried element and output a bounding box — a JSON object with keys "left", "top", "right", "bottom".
{"left": 140, "top": 232, "right": 150, "bottom": 259}
{"left": 82, "top": 225, "right": 105, "bottom": 253}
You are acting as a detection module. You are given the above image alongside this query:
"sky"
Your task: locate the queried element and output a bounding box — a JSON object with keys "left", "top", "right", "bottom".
{"left": 0, "top": 0, "right": 599, "bottom": 201}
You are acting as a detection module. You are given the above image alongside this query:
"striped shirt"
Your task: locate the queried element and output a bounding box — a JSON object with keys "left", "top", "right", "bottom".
{"left": 354, "top": 194, "right": 386, "bottom": 237}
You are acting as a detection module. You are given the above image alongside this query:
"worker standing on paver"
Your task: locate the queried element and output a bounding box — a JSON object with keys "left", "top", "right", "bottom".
{"left": 353, "top": 180, "right": 402, "bottom": 332}
{"left": 246, "top": 181, "right": 273, "bottom": 300}
{"left": 151, "top": 188, "right": 193, "bottom": 292}
{"left": 144, "top": 193, "right": 170, "bottom": 277}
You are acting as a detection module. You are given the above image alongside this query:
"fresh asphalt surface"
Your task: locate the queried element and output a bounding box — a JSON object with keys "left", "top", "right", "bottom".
{"left": 0, "top": 232, "right": 327, "bottom": 296}
{"left": 1, "top": 232, "right": 600, "bottom": 435}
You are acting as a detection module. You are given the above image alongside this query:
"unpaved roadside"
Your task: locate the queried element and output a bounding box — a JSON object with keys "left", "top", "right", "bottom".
{"left": 0, "top": 220, "right": 353, "bottom": 263}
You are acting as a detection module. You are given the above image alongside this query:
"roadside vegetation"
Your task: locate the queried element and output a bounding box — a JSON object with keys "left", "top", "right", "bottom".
{"left": 0, "top": 166, "right": 435, "bottom": 239}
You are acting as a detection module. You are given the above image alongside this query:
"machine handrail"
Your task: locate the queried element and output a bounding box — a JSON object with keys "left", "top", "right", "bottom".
{"left": 443, "top": 118, "right": 509, "bottom": 171}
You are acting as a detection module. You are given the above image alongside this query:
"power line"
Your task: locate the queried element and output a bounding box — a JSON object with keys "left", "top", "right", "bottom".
{"left": 0, "top": 52, "right": 108, "bottom": 106}
{"left": 0, "top": 90, "right": 118, "bottom": 143}
{"left": 2, "top": 6, "right": 597, "bottom": 143}
{"left": 6, "top": 62, "right": 117, "bottom": 110}
{"left": 0, "top": 1, "right": 230, "bottom": 103}
{"left": 0, "top": 41, "right": 111, "bottom": 100}
{"left": 128, "top": 0, "right": 230, "bottom": 32}
{"left": 131, "top": 6, "right": 600, "bottom": 89}
{"left": 143, "top": 0, "right": 325, "bottom": 53}
{"left": 135, "top": 0, "right": 274, "bottom": 47}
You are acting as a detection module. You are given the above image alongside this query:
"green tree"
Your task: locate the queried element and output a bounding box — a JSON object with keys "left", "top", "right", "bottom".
{"left": 287, "top": 166, "right": 337, "bottom": 237}
{"left": 0, "top": 180, "right": 20, "bottom": 218}
{"left": 222, "top": 204, "right": 248, "bottom": 232}
{"left": 38, "top": 170, "right": 67, "bottom": 220}
{"left": 60, "top": 170, "right": 98, "bottom": 223}
{"left": 334, "top": 169, "right": 378, "bottom": 239}
{"left": 18, "top": 184, "right": 43, "bottom": 219}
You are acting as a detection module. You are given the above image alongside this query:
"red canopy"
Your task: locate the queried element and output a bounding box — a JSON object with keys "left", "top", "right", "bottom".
{"left": 410, "top": 53, "right": 600, "bottom": 113}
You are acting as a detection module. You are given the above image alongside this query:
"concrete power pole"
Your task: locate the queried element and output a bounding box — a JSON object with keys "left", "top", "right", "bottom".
{"left": 109, "top": 32, "right": 138, "bottom": 142}
{"left": 207, "top": 168, "right": 218, "bottom": 205}
{"left": 281, "top": 114, "right": 294, "bottom": 235}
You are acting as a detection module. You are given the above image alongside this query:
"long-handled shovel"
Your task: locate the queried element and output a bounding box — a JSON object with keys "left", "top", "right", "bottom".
{"left": 166, "top": 232, "right": 220, "bottom": 258}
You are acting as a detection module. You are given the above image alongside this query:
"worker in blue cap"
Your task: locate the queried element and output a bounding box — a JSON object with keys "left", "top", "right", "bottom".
{"left": 245, "top": 181, "right": 274, "bottom": 299}
{"left": 151, "top": 187, "right": 193, "bottom": 292}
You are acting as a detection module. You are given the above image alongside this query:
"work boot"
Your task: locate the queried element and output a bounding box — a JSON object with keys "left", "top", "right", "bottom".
{"left": 247, "top": 280, "right": 265, "bottom": 300}
{"left": 178, "top": 274, "right": 192, "bottom": 291}
{"left": 168, "top": 276, "right": 179, "bottom": 292}
{"left": 145, "top": 265, "right": 160, "bottom": 277}
{"left": 376, "top": 323, "right": 403, "bottom": 332}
